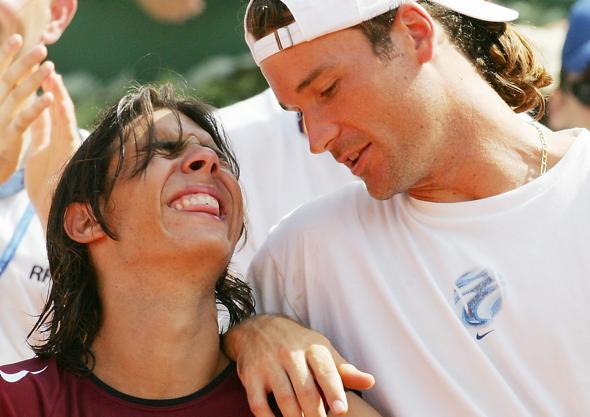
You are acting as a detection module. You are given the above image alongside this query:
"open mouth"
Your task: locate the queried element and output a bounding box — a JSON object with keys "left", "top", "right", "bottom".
{"left": 169, "top": 192, "right": 222, "bottom": 218}
{"left": 345, "top": 143, "right": 371, "bottom": 174}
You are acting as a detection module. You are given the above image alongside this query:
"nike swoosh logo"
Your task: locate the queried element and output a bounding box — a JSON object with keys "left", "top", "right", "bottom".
{"left": 476, "top": 330, "right": 495, "bottom": 340}
{"left": 0, "top": 366, "right": 48, "bottom": 383}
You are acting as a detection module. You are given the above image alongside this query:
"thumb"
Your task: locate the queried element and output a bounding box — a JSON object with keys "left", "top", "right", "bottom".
{"left": 329, "top": 347, "right": 375, "bottom": 390}
{"left": 338, "top": 363, "right": 375, "bottom": 391}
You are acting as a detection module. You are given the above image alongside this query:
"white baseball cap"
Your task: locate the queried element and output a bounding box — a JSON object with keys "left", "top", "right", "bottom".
{"left": 245, "top": 0, "right": 519, "bottom": 65}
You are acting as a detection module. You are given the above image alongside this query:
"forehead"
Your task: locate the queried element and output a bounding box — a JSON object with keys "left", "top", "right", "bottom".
{"left": 260, "top": 28, "right": 376, "bottom": 98}
{"left": 152, "top": 108, "right": 212, "bottom": 140}
{"left": 127, "top": 108, "right": 214, "bottom": 146}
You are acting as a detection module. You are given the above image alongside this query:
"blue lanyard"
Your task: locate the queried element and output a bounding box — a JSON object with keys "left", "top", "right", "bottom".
{"left": 0, "top": 169, "right": 24, "bottom": 198}
{"left": 0, "top": 203, "right": 35, "bottom": 279}
{"left": 0, "top": 169, "right": 36, "bottom": 279}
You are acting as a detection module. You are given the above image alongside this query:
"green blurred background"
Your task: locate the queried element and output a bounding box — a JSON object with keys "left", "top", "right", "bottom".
{"left": 49, "top": 0, "right": 576, "bottom": 128}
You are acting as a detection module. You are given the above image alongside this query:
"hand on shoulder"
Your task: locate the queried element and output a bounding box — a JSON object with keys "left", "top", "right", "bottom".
{"left": 223, "top": 314, "right": 376, "bottom": 417}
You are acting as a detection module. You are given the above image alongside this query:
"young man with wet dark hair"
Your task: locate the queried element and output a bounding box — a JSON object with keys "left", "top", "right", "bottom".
{"left": 0, "top": 84, "right": 381, "bottom": 417}
{"left": 0, "top": 85, "right": 256, "bottom": 416}
{"left": 221, "top": 1, "right": 590, "bottom": 417}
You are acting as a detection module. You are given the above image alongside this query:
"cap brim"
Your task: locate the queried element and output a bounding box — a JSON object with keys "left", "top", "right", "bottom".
{"left": 433, "top": 0, "right": 519, "bottom": 22}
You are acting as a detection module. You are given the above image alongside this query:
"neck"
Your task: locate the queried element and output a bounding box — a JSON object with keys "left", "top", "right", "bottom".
{"left": 404, "top": 42, "right": 574, "bottom": 203}
{"left": 408, "top": 116, "right": 542, "bottom": 202}
{"left": 90, "top": 265, "right": 228, "bottom": 399}
{"left": 408, "top": 61, "right": 568, "bottom": 202}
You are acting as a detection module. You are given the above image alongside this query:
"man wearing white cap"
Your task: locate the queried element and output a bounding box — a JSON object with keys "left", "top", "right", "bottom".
{"left": 223, "top": 1, "right": 590, "bottom": 417}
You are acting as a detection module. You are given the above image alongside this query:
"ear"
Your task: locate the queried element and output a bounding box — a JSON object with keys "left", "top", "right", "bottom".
{"left": 63, "top": 202, "right": 105, "bottom": 244}
{"left": 42, "top": 0, "right": 77, "bottom": 45}
{"left": 395, "top": 2, "right": 435, "bottom": 64}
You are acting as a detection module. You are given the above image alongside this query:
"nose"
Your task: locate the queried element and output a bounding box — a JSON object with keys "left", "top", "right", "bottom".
{"left": 181, "top": 144, "right": 220, "bottom": 174}
{"left": 303, "top": 112, "right": 339, "bottom": 154}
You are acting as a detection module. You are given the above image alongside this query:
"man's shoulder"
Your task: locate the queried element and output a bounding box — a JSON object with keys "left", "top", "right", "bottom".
{"left": 0, "top": 357, "right": 61, "bottom": 416}
{"left": 261, "top": 180, "right": 398, "bottom": 254}
{"left": 270, "top": 181, "right": 368, "bottom": 231}
{"left": 249, "top": 182, "right": 368, "bottom": 272}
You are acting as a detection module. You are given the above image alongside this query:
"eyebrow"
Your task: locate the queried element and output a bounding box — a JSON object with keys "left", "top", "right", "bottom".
{"left": 296, "top": 65, "right": 333, "bottom": 93}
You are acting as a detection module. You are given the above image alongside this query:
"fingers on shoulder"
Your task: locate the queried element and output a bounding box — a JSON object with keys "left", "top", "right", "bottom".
{"left": 282, "top": 349, "right": 326, "bottom": 417}
{"left": 330, "top": 392, "right": 381, "bottom": 417}
{"left": 243, "top": 368, "right": 303, "bottom": 417}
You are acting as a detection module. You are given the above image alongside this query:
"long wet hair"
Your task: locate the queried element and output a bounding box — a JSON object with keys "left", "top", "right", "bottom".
{"left": 29, "top": 84, "right": 255, "bottom": 374}
{"left": 245, "top": 0, "right": 552, "bottom": 120}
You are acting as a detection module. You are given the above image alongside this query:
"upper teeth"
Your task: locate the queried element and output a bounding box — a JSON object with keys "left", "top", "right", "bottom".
{"left": 174, "top": 193, "right": 219, "bottom": 211}
{"left": 348, "top": 152, "right": 360, "bottom": 162}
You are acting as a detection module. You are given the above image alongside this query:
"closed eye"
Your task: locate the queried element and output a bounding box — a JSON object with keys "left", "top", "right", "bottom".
{"left": 153, "top": 140, "right": 231, "bottom": 168}
{"left": 152, "top": 139, "right": 189, "bottom": 158}
{"left": 131, "top": 138, "right": 189, "bottom": 177}
{"left": 320, "top": 81, "right": 339, "bottom": 98}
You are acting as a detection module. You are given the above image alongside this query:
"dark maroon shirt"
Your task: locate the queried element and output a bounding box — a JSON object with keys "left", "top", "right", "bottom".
{"left": 0, "top": 357, "right": 258, "bottom": 416}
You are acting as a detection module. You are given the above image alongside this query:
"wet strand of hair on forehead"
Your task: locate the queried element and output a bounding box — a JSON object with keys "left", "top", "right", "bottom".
{"left": 114, "top": 85, "right": 161, "bottom": 180}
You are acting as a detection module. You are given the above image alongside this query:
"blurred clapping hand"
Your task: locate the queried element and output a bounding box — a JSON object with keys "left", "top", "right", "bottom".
{"left": 0, "top": 35, "right": 54, "bottom": 184}
{"left": 24, "top": 70, "right": 80, "bottom": 229}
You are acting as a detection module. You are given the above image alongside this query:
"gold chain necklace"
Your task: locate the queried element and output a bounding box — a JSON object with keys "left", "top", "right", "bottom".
{"left": 533, "top": 123, "right": 548, "bottom": 175}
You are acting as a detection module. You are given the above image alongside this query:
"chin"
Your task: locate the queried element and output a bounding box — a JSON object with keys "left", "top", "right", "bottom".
{"left": 365, "top": 179, "right": 399, "bottom": 201}
{"left": 194, "top": 237, "right": 235, "bottom": 258}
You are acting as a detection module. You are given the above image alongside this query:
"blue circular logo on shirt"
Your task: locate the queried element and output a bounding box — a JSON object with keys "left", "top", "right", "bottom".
{"left": 453, "top": 268, "right": 504, "bottom": 328}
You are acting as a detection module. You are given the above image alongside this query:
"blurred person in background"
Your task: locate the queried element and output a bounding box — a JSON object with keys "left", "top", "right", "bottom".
{"left": 549, "top": 0, "right": 590, "bottom": 130}
{"left": 135, "top": 0, "right": 206, "bottom": 24}
{"left": 0, "top": 0, "right": 79, "bottom": 365}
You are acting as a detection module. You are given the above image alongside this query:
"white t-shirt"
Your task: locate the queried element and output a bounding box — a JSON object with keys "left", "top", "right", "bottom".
{"left": 0, "top": 172, "right": 49, "bottom": 365}
{"left": 249, "top": 129, "right": 590, "bottom": 417}
{"left": 218, "top": 89, "right": 354, "bottom": 276}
